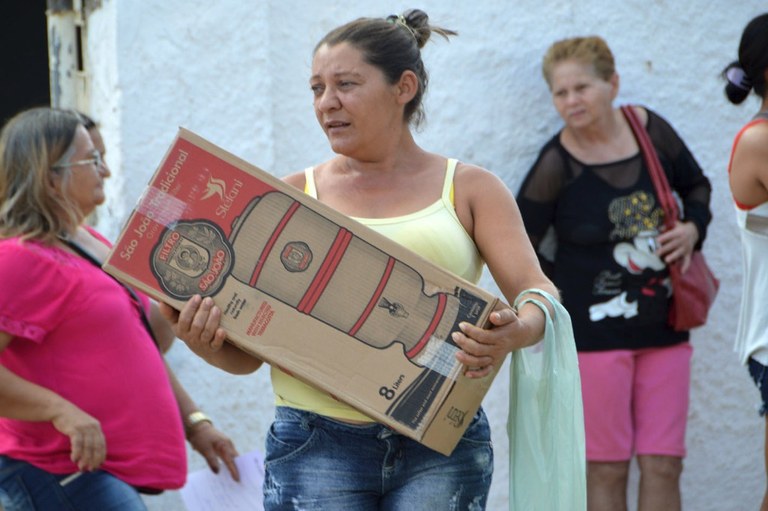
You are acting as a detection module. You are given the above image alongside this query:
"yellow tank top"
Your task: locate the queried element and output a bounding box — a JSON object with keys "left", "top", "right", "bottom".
{"left": 271, "top": 158, "right": 484, "bottom": 420}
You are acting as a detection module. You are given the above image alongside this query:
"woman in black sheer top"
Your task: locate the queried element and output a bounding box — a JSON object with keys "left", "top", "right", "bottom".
{"left": 517, "top": 36, "right": 713, "bottom": 511}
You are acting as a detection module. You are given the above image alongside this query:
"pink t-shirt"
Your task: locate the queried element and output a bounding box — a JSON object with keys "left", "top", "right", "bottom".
{"left": 0, "top": 230, "right": 186, "bottom": 490}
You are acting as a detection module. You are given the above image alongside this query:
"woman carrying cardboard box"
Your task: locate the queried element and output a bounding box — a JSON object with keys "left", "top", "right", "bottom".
{"left": 163, "top": 9, "right": 578, "bottom": 510}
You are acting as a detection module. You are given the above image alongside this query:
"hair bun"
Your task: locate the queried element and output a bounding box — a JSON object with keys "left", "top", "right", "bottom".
{"left": 723, "top": 63, "right": 753, "bottom": 104}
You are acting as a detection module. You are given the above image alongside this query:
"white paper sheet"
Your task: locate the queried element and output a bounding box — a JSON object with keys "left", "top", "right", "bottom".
{"left": 180, "top": 449, "right": 265, "bottom": 511}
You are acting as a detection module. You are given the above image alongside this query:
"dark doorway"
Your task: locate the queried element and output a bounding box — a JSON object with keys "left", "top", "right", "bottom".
{"left": 0, "top": 0, "right": 50, "bottom": 127}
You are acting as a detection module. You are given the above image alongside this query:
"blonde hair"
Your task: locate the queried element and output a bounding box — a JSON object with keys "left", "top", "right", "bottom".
{"left": 542, "top": 36, "right": 615, "bottom": 88}
{"left": 0, "top": 107, "right": 84, "bottom": 242}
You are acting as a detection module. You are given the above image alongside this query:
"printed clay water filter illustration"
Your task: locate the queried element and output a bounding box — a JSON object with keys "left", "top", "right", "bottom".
{"left": 149, "top": 190, "right": 489, "bottom": 429}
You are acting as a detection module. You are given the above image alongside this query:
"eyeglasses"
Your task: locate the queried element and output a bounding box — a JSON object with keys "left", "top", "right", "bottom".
{"left": 53, "top": 151, "right": 104, "bottom": 170}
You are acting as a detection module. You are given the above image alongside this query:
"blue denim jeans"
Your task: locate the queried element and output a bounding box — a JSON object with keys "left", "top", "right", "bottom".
{"left": 264, "top": 406, "right": 493, "bottom": 510}
{"left": 0, "top": 456, "right": 147, "bottom": 511}
{"left": 749, "top": 357, "right": 768, "bottom": 416}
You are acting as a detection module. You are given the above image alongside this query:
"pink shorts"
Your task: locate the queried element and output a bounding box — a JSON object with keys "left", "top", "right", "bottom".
{"left": 578, "top": 342, "right": 692, "bottom": 461}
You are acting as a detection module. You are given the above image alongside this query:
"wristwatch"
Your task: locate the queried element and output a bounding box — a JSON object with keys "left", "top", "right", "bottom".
{"left": 185, "top": 411, "right": 213, "bottom": 438}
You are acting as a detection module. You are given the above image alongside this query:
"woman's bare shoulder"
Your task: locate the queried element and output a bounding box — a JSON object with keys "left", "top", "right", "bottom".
{"left": 740, "top": 118, "right": 768, "bottom": 145}
{"left": 282, "top": 171, "right": 305, "bottom": 190}
{"left": 454, "top": 161, "right": 507, "bottom": 190}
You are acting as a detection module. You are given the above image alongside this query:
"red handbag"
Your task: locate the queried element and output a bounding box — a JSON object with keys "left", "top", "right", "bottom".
{"left": 621, "top": 105, "right": 719, "bottom": 331}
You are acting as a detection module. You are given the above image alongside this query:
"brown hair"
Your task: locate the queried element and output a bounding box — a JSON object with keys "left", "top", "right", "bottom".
{"left": 542, "top": 36, "right": 615, "bottom": 88}
{"left": 0, "top": 107, "right": 84, "bottom": 242}
{"left": 315, "top": 9, "right": 456, "bottom": 127}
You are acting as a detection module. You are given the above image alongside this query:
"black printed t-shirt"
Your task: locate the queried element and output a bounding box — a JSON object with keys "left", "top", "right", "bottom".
{"left": 517, "top": 108, "right": 712, "bottom": 351}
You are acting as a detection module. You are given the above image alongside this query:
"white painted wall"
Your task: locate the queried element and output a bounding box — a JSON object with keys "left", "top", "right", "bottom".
{"left": 83, "top": 1, "right": 767, "bottom": 509}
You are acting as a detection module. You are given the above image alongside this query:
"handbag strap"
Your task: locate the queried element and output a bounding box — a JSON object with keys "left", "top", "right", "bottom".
{"left": 620, "top": 105, "right": 678, "bottom": 230}
{"left": 61, "top": 238, "right": 160, "bottom": 349}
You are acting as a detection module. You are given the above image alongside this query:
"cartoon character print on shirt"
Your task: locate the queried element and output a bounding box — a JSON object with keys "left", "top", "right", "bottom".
{"left": 589, "top": 190, "right": 669, "bottom": 322}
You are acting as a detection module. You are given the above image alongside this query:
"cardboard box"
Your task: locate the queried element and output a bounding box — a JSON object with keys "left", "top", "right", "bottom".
{"left": 103, "top": 128, "right": 502, "bottom": 455}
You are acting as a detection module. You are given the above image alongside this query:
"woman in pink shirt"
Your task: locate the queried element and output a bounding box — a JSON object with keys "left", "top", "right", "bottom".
{"left": 0, "top": 107, "right": 238, "bottom": 510}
